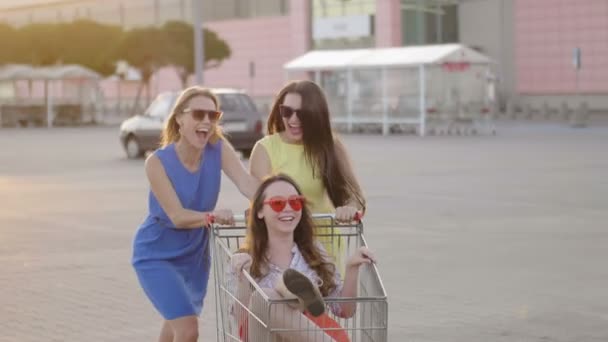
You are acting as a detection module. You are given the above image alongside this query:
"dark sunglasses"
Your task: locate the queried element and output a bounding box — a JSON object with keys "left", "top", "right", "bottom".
{"left": 263, "top": 195, "right": 305, "bottom": 213}
{"left": 279, "top": 105, "right": 305, "bottom": 119}
{"left": 183, "top": 109, "right": 223, "bottom": 122}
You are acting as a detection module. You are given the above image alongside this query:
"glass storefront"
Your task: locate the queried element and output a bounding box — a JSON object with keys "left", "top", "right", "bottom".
{"left": 401, "top": 0, "right": 458, "bottom": 46}
{"left": 2, "top": 0, "right": 460, "bottom": 47}
{"left": 312, "top": 0, "right": 376, "bottom": 49}
{"left": 0, "top": 0, "right": 289, "bottom": 28}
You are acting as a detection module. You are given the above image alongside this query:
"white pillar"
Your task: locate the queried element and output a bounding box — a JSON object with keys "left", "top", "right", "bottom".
{"left": 46, "top": 80, "right": 53, "bottom": 128}
{"left": 418, "top": 64, "right": 426, "bottom": 136}
{"left": 315, "top": 70, "right": 321, "bottom": 85}
{"left": 347, "top": 68, "right": 353, "bottom": 133}
{"left": 436, "top": 3, "right": 443, "bottom": 43}
{"left": 193, "top": 0, "right": 204, "bottom": 85}
{"left": 381, "top": 67, "right": 389, "bottom": 135}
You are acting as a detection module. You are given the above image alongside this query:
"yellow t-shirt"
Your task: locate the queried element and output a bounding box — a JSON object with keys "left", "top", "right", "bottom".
{"left": 257, "top": 133, "right": 334, "bottom": 214}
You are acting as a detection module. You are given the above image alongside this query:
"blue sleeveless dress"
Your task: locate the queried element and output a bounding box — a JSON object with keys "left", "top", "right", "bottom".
{"left": 131, "top": 141, "right": 222, "bottom": 320}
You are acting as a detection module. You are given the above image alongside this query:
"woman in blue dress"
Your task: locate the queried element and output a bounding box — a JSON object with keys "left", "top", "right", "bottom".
{"left": 132, "top": 86, "right": 258, "bottom": 342}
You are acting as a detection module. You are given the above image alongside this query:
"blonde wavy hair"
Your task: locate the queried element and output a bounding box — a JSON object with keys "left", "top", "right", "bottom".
{"left": 160, "top": 86, "right": 224, "bottom": 147}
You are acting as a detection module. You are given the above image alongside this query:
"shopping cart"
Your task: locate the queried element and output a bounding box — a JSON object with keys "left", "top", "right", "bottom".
{"left": 211, "top": 214, "right": 388, "bottom": 341}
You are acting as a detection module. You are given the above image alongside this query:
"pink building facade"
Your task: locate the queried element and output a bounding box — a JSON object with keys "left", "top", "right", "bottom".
{"left": 460, "top": 0, "right": 608, "bottom": 109}
{"left": 3, "top": 0, "right": 608, "bottom": 110}
{"left": 99, "top": 0, "right": 312, "bottom": 108}
{"left": 100, "top": 0, "right": 411, "bottom": 109}
{"left": 514, "top": 0, "right": 608, "bottom": 95}
{"left": 178, "top": 0, "right": 608, "bottom": 109}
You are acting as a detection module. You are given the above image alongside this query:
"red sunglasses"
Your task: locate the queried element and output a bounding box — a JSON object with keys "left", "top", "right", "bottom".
{"left": 279, "top": 105, "right": 305, "bottom": 119}
{"left": 184, "top": 109, "right": 223, "bottom": 122}
{"left": 263, "top": 195, "right": 305, "bottom": 213}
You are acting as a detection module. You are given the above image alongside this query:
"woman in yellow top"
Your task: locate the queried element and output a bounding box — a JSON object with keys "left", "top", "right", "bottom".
{"left": 249, "top": 80, "right": 365, "bottom": 226}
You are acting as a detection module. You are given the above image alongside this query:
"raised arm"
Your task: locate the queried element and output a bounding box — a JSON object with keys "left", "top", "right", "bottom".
{"left": 248, "top": 142, "right": 272, "bottom": 181}
{"left": 221, "top": 140, "right": 259, "bottom": 200}
{"left": 146, "top": 154, "right": 211, "bottom": 228}
{"left": 337, "top": 247, "right": 377, "bottom": 318}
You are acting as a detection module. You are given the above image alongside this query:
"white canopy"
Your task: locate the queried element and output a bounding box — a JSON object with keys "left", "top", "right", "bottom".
{"left": 35, "top": 65, "right": 101, "bottom": 80}
{"left": 284, "top": 44, "right": 491, "bottom": 71}
{"left": 0, "top": 64, "right": 34, "bottom": 80}
{"left": 284, "top": 44, "right": 494, "bottom": 136}
{"left": 0, "top": 64, "right": 101, "bottom": 128}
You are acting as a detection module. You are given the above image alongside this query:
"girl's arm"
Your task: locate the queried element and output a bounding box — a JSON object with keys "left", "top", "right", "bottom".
{"left": 336, "top": 266, "right": 358, "bottom": 318}
{"left": 221, "top": 140, "right": 260, "bottom": 200}
{"left": 336, "top": 247, "right": 377, "bottom": 318}
{"left": 146, "top": 154, "right": 212, "bottom": 228}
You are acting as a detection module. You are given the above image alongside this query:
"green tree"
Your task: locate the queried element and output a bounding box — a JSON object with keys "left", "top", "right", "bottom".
{"left": 54, "top": 20, "right": 123, "bottom": 76}
{"left": 113, "top": 26, "right": 169, "bottom": 113}
{"left": 0, "top": 20, "right": 232, "bottom": 112}
{"left": 0, "top": 24, "right": 24, "bottom": 65}
{"left": 17, "top": 23, "right": 63, "bottom": 66}
{"left": 162, "top": 21, "right": 231, "bottom": 88}
{"left": 1, "top": 21, "right": 122, "bottom": 75}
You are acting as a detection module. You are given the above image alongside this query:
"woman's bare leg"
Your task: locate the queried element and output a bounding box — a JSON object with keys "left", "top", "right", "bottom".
{"left": 248, "top": 288, "right": 330, "bottom": 342}
{"left": 158, "top": 321, "right": 173, "bottom": 342}
{"left": 168, "top": 316, "right": 199, "bottom": 342}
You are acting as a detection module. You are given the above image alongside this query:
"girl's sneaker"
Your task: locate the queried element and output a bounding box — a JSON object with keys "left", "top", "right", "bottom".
{"left": 277, "top": 268, "right": 326, "bottom": 317}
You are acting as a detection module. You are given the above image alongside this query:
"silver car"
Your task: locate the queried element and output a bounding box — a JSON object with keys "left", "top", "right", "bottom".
{"left": 119, "top": 88, "right": 264, "bottom": 159}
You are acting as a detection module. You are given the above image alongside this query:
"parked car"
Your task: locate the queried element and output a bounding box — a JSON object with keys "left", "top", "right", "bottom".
{"left": 119, "top": 88, "right": 264, "bottom": 159}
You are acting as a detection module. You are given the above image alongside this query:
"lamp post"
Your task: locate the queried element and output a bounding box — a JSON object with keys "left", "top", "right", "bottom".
{"left": 193, "top": 0, "right": 204, "bottom": 85}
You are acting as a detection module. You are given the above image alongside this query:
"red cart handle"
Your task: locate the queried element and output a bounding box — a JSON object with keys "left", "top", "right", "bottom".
{"left": 206, "top": 213, "right": 215, "bottom": 226}
{"left": 207, "top": 211, "right": 363, "bottom": 226}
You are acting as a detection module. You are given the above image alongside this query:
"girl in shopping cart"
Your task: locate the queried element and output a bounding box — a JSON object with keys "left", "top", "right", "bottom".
{"left": 230, "top": 174, "right": 376, "bottom": 341}
{"left": 131, "top": 87, "right": 258, "bottom": 342}
{"left": 249, "top": 80, "right": 365, "bottom": 225}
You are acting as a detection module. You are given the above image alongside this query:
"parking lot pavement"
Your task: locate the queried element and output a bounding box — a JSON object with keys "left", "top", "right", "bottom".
{"left": 1, "top": 125, "right": 607, "bottom": 341}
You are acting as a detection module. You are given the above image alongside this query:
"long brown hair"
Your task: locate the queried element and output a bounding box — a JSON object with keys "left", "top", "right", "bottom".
{"left": 244, "top": 174, "right": 337, "bottom": 296}
{"left": 267, "top": 80, "right": 365, "bottom": 210}
{"left": 160, "top": 86, "right": 224, "bottom": 147}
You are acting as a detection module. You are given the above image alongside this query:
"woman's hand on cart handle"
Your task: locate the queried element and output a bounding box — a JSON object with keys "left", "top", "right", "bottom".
{"left": 353, "top": 211, "right": 364, "bottom": 221}
{"left": 206, "top": 209, "right": 235, "bottom": 226}
{"left": 335, "top": 206, "right": 364, "bottom": 223}
{"left": 204, "top": 213, "right": 214, "bottom": 227}
{"left": 346, "top": 247, "right": 377, "bottom": 269}
{"left": 210, "top": 212, "right": 248, "bottom": 225}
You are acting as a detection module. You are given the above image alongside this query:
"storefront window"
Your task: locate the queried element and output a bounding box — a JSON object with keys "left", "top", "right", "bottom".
{"left": 203, "top": 0, "right": 288, "bottom": 21}
{"left": 0, "top": 0, "right": 290, "bottom": 29}
{"left": 401, "top": 1, "right": 458, "bottom": 46}
{"left": 312, "top": 0, "right": 376, "bottom": 49}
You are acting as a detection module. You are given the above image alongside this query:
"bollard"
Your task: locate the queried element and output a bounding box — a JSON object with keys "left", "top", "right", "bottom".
{"left": 541, "top": 102, "right": 551, "bottom": 120}
{"left": 570, "top": 101, "right": 589, "bottom": 128}
{"left": 506, "top": 98, "right": 514, "bottom": 119}
{"left": 560, "top": 102, "right": 570, "bottom": 121}
{"left": 488, "top": 104, "right": 498, "bottom": 135}
{"left": 524, "top": 103, "right": 534, "bottom": 120}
